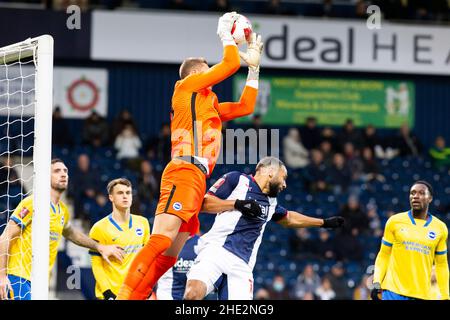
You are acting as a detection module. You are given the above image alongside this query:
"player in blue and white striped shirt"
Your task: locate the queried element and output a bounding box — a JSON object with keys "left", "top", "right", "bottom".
{"left": 184, "top": 156, "right": 345, "bottom": 300}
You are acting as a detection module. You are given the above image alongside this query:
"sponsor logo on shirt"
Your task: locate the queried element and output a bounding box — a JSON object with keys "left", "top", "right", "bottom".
{"left": 173, "top": 258, "right": 194, "bottom": 273}
{"left": 173, "top": 202, "right": 183, "bottom": 211}
{"left": 19, "top": 207, "right": 30, "bottom": 219}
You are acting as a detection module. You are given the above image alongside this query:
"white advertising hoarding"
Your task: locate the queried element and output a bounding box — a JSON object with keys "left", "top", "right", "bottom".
{"left": 92, "top": 10, "right": 450, "bottom": 75}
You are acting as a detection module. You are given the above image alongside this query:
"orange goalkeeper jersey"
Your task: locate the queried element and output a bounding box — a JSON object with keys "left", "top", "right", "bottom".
{"left": 170, "top": 44, "right": 258, "bottom": 176}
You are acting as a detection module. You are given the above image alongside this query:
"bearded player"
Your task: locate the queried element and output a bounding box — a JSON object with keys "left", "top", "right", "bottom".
{"left": 117, "top": 12, "right": 263, "bottom": 299}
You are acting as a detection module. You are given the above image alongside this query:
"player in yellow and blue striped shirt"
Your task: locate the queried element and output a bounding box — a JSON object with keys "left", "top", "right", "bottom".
{"left": 372, "top": 180, "right": 449, "bottom": 300}
{"left": 89, "top": 178, "right": 150, "bottom": 300}
{"left": 0, "top": 159, "right": 125, "bottom": 300}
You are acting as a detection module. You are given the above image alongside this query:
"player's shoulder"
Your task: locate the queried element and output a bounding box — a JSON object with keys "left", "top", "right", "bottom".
{"left": 431, "top": 214, "right": 448, "bottom": 232}
{"left": 386, "top": 211, "right": 409, "bottom": 224}
{"left": 90, "top": 215, "right": 110, "bottom": 231}
{"left": 223, "top": 171, "right": 244, "bottom": 179}
{"left": 131, "top": 214, "right": 150, "bottom": 226}
{"left": 19, "top": 195, "right": 34, "bottom": 207}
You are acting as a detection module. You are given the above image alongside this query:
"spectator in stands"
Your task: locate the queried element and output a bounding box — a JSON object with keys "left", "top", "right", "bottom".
{"left": 430, "top": 0, "right": 449, "bottom": 22}
{"left": 254, "top": 288, "right": 270, "bottom": 300}
{"left": 343, "top": 142, "right": 364, "bottom": 182}
{"left": 267, "top": 274, "right": 292, "bottom": 300}
{"left": 294, "top": 264, "right": 321, "bottom": 299}
{"left": 361, "top": 147, "right": 385, "bottom": 183}
{"left": 300, "top": 117, "right": 321, "bottom": 150}
{"left": 429, "top": 136, "right": 450, "bottom": 169}
{"left": 82, "top": 111, "right": 109, "bottom": 147}
{"left": 326, "top": 262, "right": 351, "bottom": 300}
{"left": 353, "top": 275, "right": 370, "bottom": 300}
{"left": 168, "top": 0, "right": 193, "bottom": 11}
{"left": 137, "top": 160, "right": 159, "bottom": 206}
{"left": 263, "top": 0, "right": 295, "bottom": 16}
{"left": 338, "top": 119, "right": 363, "bottom": 152}
{"left": 328, "top": 153, "right": 352, "bottom": 195}
{"left": 334, "top": 228, "right": 364, "bottom": 262}
{"left": 372, "top": 0, "right": 411, "bottom": 20}
{"left": 315, "top": 276, "right": 336, "bottom": 300}
{"left": 88, "top": 192, "right": 110, "bottom": 224}
{"left": 301, "top": 291, "right": 315, "bottom": 300}
{"left": 319, "top": 140, "right": 334, "bottom": 167}
{"left": 208, "top": 0, "right": 232, "bottom": 12}
{"left": 354, "top": 0, "right": 368, "bottom": 19}
{"left": 114, "top": 124, "right": 142, "bottom": 165}
{"left": 391, "top": 123, "right": 422, "bottom": 157}
{"left": 68, "top": 153, "right": 101, "bottom": 219}
{"left": 319, "top": 0, "right": 338, "bottom": 18}
{"left": 52, "top": 106, "right": 73, "bottom": 147}
{"left": 111, "top": 109, "right": 138, "bottom": 143}
{"left": 303, "top": 149, "right": 329, "bottom": 193}
{"left": 289, "top": 228, "right": 316, "bottom": 260}
{"left": 156, "top": 123, "right": 172, "bottom": 165}
{"left": 367, "top": 205, "right": 383, "bottom": 237}
{"left": 283, "top": 128, "right": 310, "bottom": 169}
{"left": 339, "top": 195, "right": 369, "bottom": 236}
{"left": 411, "top": 1, "right": 432, "bottom": 20}
{"left": 362, "top": 125, "right": 381, "bottom": 155}
{"left": 313, "top": 229, "right": 336, "bottom": 261}
{"left": 320, "top": 126, "right": 338, "bottom": 152}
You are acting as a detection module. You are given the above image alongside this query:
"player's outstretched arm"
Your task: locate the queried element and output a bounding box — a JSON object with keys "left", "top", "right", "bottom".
{"left": 180, "top": 12, "right": 240, "bottom": 92}
{"left": 277, "top": 211, "right": 344, "bottom": 229}
{"left": 0, "top": 220, "right": 21, "bottom": 300}
{"left": 62, "top": 224, "right": 125, "bottom": 265}
{"left": 216, "top": 33, "right": 263, "bottom": 122}
{"left": 202, "top": 194, "right": 262, "bottom": 218}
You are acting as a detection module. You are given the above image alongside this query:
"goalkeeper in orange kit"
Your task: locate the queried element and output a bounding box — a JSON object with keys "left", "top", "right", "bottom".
{"left": 116, "top": 12, "right": 264, "bottom": 300}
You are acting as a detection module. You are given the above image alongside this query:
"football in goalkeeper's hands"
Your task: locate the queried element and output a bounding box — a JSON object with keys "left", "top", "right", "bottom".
{"left": 231, "top": 14, "right": 253, "bottom": 46}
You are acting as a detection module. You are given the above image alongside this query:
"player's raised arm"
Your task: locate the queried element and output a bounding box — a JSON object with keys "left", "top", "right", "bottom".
{"left": 276, "top": 210, "right": 345, "bottom": 229}
{"left": 216, "top": 33, "right": 263, "bottom": 122}
{"left": 179, "top": 12, "right": 241, "bottom": 92}
{"left": 0, "top": 220, "right": 21, "bottom": 300}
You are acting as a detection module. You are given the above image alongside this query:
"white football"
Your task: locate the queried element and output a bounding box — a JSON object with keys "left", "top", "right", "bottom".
{"left": 231, "top": 14, "right": 253, "bottom": 46}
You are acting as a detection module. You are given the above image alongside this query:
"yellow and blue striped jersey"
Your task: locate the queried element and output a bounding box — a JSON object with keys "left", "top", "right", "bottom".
{"left": 8, "top": 195, "right": 70, "bottom": 281}
{"left": 89, "top": 213, "right": 150, "bottom": 299}
{"left": 378, "top": 211, "right": 448, "bottom": 299}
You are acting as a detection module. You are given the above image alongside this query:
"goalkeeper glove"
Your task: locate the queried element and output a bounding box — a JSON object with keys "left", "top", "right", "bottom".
{"left": 234, "top": 199, "right": 263, "bottom": 219}
{"left": 239, "top": 33, "right": 264, "bottom": 69}
{"left": 370, "top": 282, "right": 382, "bottom": 301}
{"left": 322, "top": 216, "right": 345, "bottom": 228}
{"left": 217, "top": 11, "right": 238, "bottom": 44}
{"left": 103, "top": 289, "right": 116, "bottom": 300}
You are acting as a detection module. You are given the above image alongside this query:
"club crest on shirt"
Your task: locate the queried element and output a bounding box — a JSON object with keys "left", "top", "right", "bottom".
{"left": 173, "top": 202, "right": 183, "bottom": 211}
{"left": 60, "top": 215, "right": 65, "bottom": 226}
{"left": 427, "top": 231, "right": 437, "bottom": 240}
{"left": 135, "top": 228, "right": 143, "bottom": 236}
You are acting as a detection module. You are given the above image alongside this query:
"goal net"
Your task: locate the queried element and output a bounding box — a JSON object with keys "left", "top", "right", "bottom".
{"left": 0, "top": 35, "right": 53, "bottom": 300}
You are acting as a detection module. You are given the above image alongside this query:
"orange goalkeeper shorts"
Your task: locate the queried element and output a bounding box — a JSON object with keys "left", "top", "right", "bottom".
{"left": 155, "top": 158, "right": 206, "bottom": 235}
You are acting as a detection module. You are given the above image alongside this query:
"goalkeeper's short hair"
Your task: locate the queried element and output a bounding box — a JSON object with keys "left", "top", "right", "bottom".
{"left": 179, "top": 57, "right": 208, "bottom": 79}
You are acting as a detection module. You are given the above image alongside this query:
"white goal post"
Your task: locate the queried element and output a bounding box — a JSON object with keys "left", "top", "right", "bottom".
{"left": 0, "top": 35, "right": 54, "bottom": 300}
